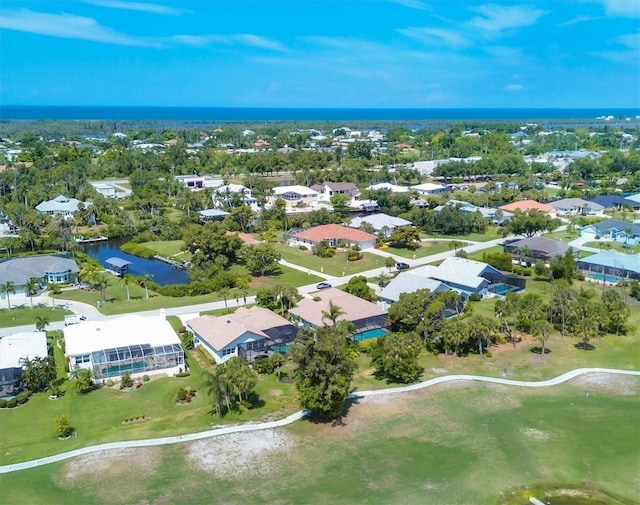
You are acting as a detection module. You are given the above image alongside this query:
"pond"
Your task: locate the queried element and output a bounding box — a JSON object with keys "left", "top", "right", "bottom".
{"left": 81, "top": 239, "right": 190, "bottom": 286}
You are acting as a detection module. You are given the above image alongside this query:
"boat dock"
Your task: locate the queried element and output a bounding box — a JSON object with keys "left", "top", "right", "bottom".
{"left": 75, "top": 236, "right": 108, "bottom": 244}
{"left": 153, "top": 255, "right": 191, "bottom": 269}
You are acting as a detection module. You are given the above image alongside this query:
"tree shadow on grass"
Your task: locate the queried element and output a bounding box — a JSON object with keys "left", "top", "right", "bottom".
{"left": 529, "top": 346, "right": 552, "bottom": 355}
{"left": 305, "top": 396, "right": 361, "bottom": 427}
{"left": 574, "top": 342, "right": 596, "bottom": 351}
{"left": 245, "top": 391, "right": 265, "bottom": 410}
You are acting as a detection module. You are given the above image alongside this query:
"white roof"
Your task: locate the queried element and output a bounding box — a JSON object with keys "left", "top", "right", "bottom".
{"left": 349, "top": 213, "right": 412, "bottom": 230}
{"left": 411, "top": 183, "right": 446, "bottom": 191}
{"left": 274, "top": 185, "right": 318, "bottom": 196}
{"left": 216, "top": 184, "right": 250, "bottom": 194}
{"left": 366, "top": 183, "right": 410, "bottom": 193}
{"left": 35, "top": 194, "right": 90, "bottom": 213}
{"left": 0, "top": 331, "right": 47, "bottom": 369}
{"left": 64, "top": 315, "right": 179, "bottom": 356}
{"left": 415, "top": 256, "right": 499, "bottom": 291}
{"left": 379, "top": 273, "right": 449, "bottom": 303}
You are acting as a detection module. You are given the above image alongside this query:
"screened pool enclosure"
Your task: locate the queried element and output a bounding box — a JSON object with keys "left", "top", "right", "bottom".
{"left": 88, "top": 343, "right": 185, "bottom": 379}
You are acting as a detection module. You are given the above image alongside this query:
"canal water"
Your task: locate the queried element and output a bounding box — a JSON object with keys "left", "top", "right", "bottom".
{"left": 81, "top": 239, "right": 190, "bottom": 286}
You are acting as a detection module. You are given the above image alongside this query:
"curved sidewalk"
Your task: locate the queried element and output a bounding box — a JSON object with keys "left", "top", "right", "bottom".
{"left": 1, "top": 367, "right": 638, "bottom": 474}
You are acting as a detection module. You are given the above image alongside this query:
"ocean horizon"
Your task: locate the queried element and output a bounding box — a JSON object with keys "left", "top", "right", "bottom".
{"left": 1, "top": 105, "right": 639, "bottom": 123}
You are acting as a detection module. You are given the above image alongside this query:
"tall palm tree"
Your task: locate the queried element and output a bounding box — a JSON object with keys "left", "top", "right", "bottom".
{"left": 96, "top": 274, "right": 109, "bottom": 303}
{"left": 0, "top": 280, "right": 16, "bottom": 310}
{"left": 531, "top": 318, "right": 553, "bottom": 356}
{"left": 120, "top": 273, "right": 133, "bottom": 301}
{"left": 139, "top": 274, "right": 152, "bottom": 300}
{"left": 219, "top": 287, "right": 231, "bottom": 313}
{"left": 48, "top": 283, "right": 62, "bottom": 309}
{"left": 24, "top": 278, "right": 39, "bottom": 309}
{"left": 321, "top": 301, "right": 345, "bottom": 327}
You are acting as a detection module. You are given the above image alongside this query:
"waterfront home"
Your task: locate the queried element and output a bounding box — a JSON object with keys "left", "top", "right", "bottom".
{"left": 0, "top": 331, "right": 47, "bottom": 398}
{"left": 366, "top": 182, "right": 410, "bottom": 193}
{"left": 35, "top": 194, "right": 91, "bottom": 217}
{"left": 410, "top": 182, "right": 448, "bottom": 195}
{"left": 273, "top": 185, "right": 319, "bottom": 205}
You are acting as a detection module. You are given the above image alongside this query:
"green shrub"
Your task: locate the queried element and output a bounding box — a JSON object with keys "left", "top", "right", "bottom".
{"left": 15, "top": 391, "right": 32, "bottom": 404}
{"left": 469, "top": 293, "right": 482, "bottom": 302}
{"left": 298, "top": 245, "right": 308, "bottom": 251}
{"left": 120, "top": 372, "right": 134, "bottom": 388}
{"left": 175, "top": 372, "right": 191, "bottom": 378}
{"left": 142, "top": 375, "right": 150, "bottom": 382}
{"left": 482, "top": 252, "right": 513, "bottom": 272}
{"left": 177, "top": 387, "right": 188, "bottom": 402}
{"left": 105, "top": 379, "right": 114, "bottom": 387}
{"left": 253, "top": 357, "right": 275, "bottom": 374}
{"left": 6, "top": 398, "right": 17, "bottom": 408}
{"left": 0, "top": 398, "right": 7, "bottom": 408}
{"left": 358, "top": 339, "right": 377, "bottom": 354}
{"left": 485, "top": 351, "right": 493, "bottom": 358}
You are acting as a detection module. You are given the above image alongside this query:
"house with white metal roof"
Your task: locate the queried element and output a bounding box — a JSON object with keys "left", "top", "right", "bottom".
{"left": 35, "top": 195, "right": 91, "bottom": 217}
{"left": 366, "top": 182, "right": 410, "bottom": 193}
{"left": 0, "top": 331, "right": 47, "bottom": 397}
{"left": 273, "top": 185, "right": 319, "bottom": 205}
{"left": 410, "top": 182, "right": 448, "bottom": 195}
{"left": 379, "top": 274, "right": 450, "bottom": 310}
{"left": 348, "top": 213, "right": 412, "bottom": 237}
{"left": 64, "top": 313, "right": 184, "bottom": 381}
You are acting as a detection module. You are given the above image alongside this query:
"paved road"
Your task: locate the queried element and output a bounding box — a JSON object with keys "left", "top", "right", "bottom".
{"left": 1, "top": 367, "right": 637, "bottom": 474}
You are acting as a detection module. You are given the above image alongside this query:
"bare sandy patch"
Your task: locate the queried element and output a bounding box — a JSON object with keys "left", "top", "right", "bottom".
{"left": 520, "top": 427, "right": 550, "bottom": 441}
{"left": 572, "top": 373, "right": 639, "bottom": 396}
{"left": 57, "top": 447, "right": 161, "bottom": 486}
{"left": 186, "top": 429, "right": 293, "bottom": 478}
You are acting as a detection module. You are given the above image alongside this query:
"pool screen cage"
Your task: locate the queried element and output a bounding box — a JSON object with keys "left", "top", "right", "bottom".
{"left": 91, "top": 343, "right": 185, "bottom": 379}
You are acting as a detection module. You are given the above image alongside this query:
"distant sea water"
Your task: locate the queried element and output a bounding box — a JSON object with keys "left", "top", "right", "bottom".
{"left": 1, "top": 105, "right": 638, "bottom": 122}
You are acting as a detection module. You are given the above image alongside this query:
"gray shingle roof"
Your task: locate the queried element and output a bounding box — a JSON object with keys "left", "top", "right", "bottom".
{"left": 379, "top": 273, "right": 449, "bottom": 303}
{"left": 0, "top": 256, "right": 79, "bottom": 285}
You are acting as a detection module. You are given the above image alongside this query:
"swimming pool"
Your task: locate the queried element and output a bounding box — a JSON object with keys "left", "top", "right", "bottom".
{"left": 589, "top": 273, "right": 619, "bottom": 283}
{"left": 352, "top": 328, "right": 389, "bottom": 341}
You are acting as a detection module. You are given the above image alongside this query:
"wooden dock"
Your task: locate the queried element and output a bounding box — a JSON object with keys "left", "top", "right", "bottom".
{"left": 153, "top": 255, "right": 191, "bottom": 269}
{"left": 75, "top": 236, "right": 108, "bottom": 244}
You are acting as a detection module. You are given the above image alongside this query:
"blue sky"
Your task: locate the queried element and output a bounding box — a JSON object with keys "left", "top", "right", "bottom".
{"left": 0, "top": 0, "right": 639, "bottom": 108}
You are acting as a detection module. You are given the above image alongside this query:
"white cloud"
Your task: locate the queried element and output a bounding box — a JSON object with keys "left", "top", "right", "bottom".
{"left": 398, "top": 27, "right": 469, "bottom": 47}
{"left": 83, "top": 1, "right": 188, "bottom": 16}
{"left": 597, "top": 0, "right": 640, "bottom": 18}
{"left": 560, "top": 15, "right": 602, "bottom": 26}
{"left": 0, "top": 8, "right": 157, "bottom": 46}
{"left": 469, "top": 5, "right": 548, "bottom": 34}
{"left": 388, "top": 0, "right": 429, "bottom": 10}
{"left": 170, "top": 33, "right": 285, "bottom": 51}
{"left": 504, "top": 83, "right": 523, "bottom": 91}
{"left": 590, "top": 32, "right": 640, "bottom": 62}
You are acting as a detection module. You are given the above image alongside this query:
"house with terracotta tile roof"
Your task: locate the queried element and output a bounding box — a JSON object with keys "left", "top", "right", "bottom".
{"left": 288, "top": 224, "right": 377, "bottom": 249}
{"left": 186, "top": 307, "right": 297, "bottom": 364}
{"left": 498, "top": 200, "right": 553, "bottom": 213}
{"left": 290, "top": 288, "right": 388, "bottom": 338}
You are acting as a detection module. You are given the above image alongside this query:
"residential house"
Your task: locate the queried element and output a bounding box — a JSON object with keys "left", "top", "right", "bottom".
{"left": 64, "top": 314, "right": 185, "bottom": 381}
{"left": 198, "top": 209, "right": 230, "bottom": 222}
{"left": 379, "top": 274, "right": 450, "bottom": 310}
{"left": 288, "top": 224, "right": 377, "bottom": 249}
{"left": 175, "top": 175, "right": 224, "bottom": 191}
{"left": 580, "top": 219, "right": 640, "bottom": 246}
{"left": 0, "top": 331, "right": 47, "bottom": 398}
{"left": 213, "top": 184, "right": 260, "bottom": 211}
{"left": 504, "top": 237, "right": 572, "bottom": 262}
{"left": 577, "top": 252, "right": 640, "bottom": 282}
{"left": 90, "top": 182, "right": 117, "bottom": 198}
{"left": 273, "top": 185, "right": 319, "bottom": 206}
{"left": 311, "top": 182, "right": 360, "bottom": 201}
{"left": 548, "top": 198, "right": 605, "bottom": 216}
{"left": 0, "top": 255, "right": 79, "bottom": 306}
{"left": 348, "top": 213, "right": 412, "bottom": 237}
{"left": 290, "top": 288, "right": 387, "bottom": 339}
{"left": 587, "top": 195, "right": 640, "bottom": 211}
{"left": 187, "top": 307, "right": 297, "bottom": 364}
{"left": 435, "top": 199, "right": 512, "bottom": 225}
{"left": 401, "top": 256, "right": 525, "bottom": 297}
{"left": 410, "top": 182, "right": 448, "bottom": 195}
{"left": 498, "top": 200, "right": 553, "bottom": 214}
{"left": 35, "top": 194, "right": 91, "bottom": 217}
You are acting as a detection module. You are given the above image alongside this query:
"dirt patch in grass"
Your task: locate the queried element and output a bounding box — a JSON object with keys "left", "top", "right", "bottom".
{"left": 520, "top": 427, "right": 551, "bottom": 441}
{"left": 572, "top": 373, "right": 639, "bottom": 396}
{"left": 186, "top": 429, "right": 293, "bottom": 479}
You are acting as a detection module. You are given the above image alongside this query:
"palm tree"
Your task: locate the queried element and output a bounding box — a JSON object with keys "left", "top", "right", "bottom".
{"left": 0, "top": 280, "right": 16, "bottom": 310}
{"left": 96, "top": 274, "right": 109, "bottom": 303}
{"left": 321, "top": 301, "right": 345, "bottom": 327}
{"left": 71, "top": 368, "right": 94, "bottom": 394}
{"left": 139, "top": 274, "right": 152, "bottom": 300}
{"left": 531, "top": 318, "right": 553, "bottom": 356}
{"left": 24, "top": 278, "right": 39, "bottom": 308}
{"left": 204, "top": 371, "right": 225, "bottom": 417}
{"left": 219, "top": 287, "right": 231, "bottom": 313}
{"left": 35, "top": 315, "right": 50, "bottom": 332}
{"left": 120, "top": 273, "right": 133, "bottom": 301}
{"left": 48, "top": 283, "right": 62, "bottom": 309}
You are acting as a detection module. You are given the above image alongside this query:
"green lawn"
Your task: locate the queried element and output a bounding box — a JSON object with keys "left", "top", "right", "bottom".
{"left": 383, "top": 241, "right": 453, "bottom": 259}
{"left": 583, "top": 241, "right": 640, "bottom": 254}
{"left": 138, "top": 240, "right": 188, "bottom": 258}
{"left": 1, "top": 381, "right": 637, "bottom": 505}
{"left": 427, "top": 229, "right": 502, "bottom": 242}
{"left": 0, "top": 306, "right": 72, "bottom": 329}
{"left": 57, "top": 265, "right": 322, "bottom": 315}
{"left": 543, "top": 229, "right": 580, "bottom": 242}
{"left": 274, "top": 243, "right": 382, "bottom": 277}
